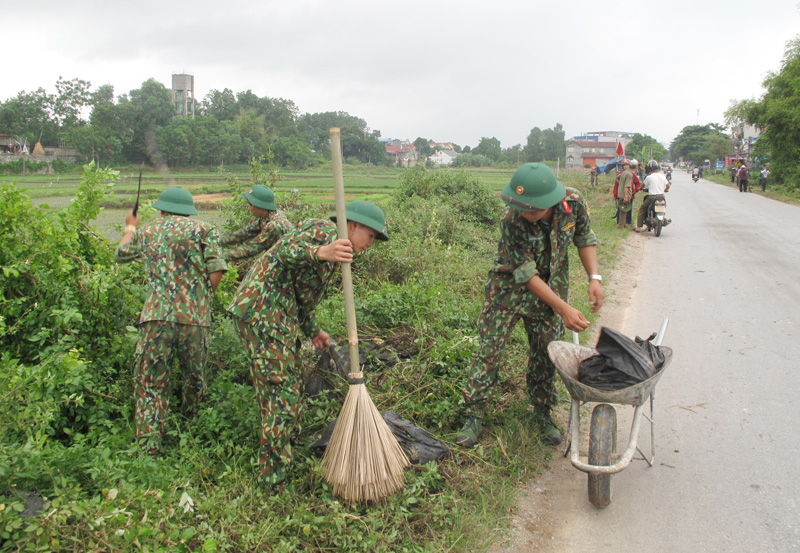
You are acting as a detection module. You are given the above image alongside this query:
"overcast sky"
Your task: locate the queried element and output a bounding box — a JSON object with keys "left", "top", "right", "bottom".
{"left": 4, "top": 0, "right": 799, "bottom": 149}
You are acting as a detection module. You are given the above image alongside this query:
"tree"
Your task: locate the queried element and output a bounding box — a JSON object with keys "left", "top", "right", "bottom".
{"left": 124, "top": 79, "right": 176, "bottom": 162}
{"left": 727, "top": 36, "right": 800, "bottom": 187}
{"left": 473, "top": 137, "right": 501, "bottom": 162}
{"left": 624, "top": 133, "right": 668, "bottom": 164}
{"left": 524, "top": 127, "right": 543, "bottom": 162}
{"left": 541, "top": 123, "right": 566, "bottom": 161}
{"left": 201, "top": 88, "right": 238, "bottom": 121}
{"left": 0, "top": 88, "right": 57, "bottom": 145}
{"left": 704, "top": 134, "right": 732, "bottom": 163}
{"left": 500, "top": 144, "right": 523, "bottom": 166}
{"left": 52, "top": 76, "right": 92, "bottom": 131}
{"left": 413, "top": 137, "right": 433, "bottom": 160}
{"left": 669, "top": 124, "right": 728, "bottom": 166}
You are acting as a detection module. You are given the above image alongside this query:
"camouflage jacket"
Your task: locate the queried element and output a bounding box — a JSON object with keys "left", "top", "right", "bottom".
{"left": 219, "top": 210, "right": 291, "bottom": 261}
{"left": 114, "top": 215, "right": 228, "bottom": 327}
{"left": 226, "top": 219, "right": 337, "bottom": 346}
{"left": 489, "top": 187, "right": 597, "bottom": 308}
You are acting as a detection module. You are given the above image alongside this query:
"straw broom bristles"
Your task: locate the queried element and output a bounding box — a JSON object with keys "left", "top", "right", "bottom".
{"left": 322, "top": 127, "right": 410, "bottom": 502}
{"left": 321, "top": 370, "right": 409, "bottom": 502}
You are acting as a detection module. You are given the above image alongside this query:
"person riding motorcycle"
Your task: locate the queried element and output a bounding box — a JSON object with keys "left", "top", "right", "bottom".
{"left": 634, "top": 161, "right": 671, "bottom": 233}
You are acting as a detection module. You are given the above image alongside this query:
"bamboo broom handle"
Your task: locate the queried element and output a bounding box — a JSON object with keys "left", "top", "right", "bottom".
{"left": 330, "top": 128, "right": 360, "bottom": 377}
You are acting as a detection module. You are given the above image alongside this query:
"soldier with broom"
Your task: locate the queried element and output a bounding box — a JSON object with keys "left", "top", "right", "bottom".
{"left": 456, "top": 163, "right": 603, "bottom": 448}
{"left": 220, "top": 184, "right": 291, "bottom": 261}
{"left": 226, "top": 200, "right": 389, "bottom": 488}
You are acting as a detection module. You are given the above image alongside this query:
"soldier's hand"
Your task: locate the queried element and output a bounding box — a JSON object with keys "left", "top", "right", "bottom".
{"left": 312, "top": 331, "right": 330, "bottom": 349}
{"left": 125, "top": 211, "right": 140, "bottom": 228}
{"left": 560, "top": 305, "right": 590, "bottom": 333}
{"left": 588, "top": 281, "right": 604, "bottom": 313}
{"left": 317, "top": 239, "right": 353, "bottom": 263}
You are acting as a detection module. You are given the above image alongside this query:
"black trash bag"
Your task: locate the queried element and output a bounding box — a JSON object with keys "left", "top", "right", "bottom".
{"left": 635, "top": 332, "right": 666, "bottom": 370}
{"left": 304, "top": 339, "right": 402, "bottom": 400}
{"left": 3, "top": 490, "right": 44, "bottom": 518}
{"left": 309, "top": 411, "right": 450, "bottom": 465}
{"left": 578, "top": 327, "right": 657, "bottom": 391}
{"left": 304, "top": 345, "right": 349, "bottom": 400}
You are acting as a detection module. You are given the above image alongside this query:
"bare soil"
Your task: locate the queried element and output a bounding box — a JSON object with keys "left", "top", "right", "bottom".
{"left": 488, "top": 234, "right": 647, "bottom": 553}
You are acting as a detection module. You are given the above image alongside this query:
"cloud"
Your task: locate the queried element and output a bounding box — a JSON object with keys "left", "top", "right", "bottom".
{"left": 3, "top": 0, "right": 799, "bottom": 148}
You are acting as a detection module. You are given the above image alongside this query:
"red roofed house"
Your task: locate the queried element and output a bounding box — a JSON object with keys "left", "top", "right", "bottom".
{"left": 385, "top": 139, "right": 418, "bottom": 167}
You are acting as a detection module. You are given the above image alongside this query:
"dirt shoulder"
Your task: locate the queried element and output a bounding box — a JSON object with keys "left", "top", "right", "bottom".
{"left": 488, "top": 234, "right": 648, "bottom": 553}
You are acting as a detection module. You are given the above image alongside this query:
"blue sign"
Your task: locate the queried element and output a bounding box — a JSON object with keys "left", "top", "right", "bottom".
{"left": 715, "top": 160, "right": 724, "bottom": 169}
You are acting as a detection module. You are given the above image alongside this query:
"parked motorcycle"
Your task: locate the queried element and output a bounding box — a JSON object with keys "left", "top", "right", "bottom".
{"left": 643, "top": 194, "right": 670, "bottom": 237}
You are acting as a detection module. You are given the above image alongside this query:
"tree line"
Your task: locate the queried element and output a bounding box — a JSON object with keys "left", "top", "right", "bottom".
{"left": 1, "top": 76, "right": 577, "bottom": 170}
{"left": 0, "top": 78, "right": 386, "bottom": 169}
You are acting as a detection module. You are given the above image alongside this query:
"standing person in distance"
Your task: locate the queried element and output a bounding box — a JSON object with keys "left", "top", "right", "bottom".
{"left": 738, "top": 163, "right": 750, "bottom": 193}
{"left": 220, "top": 184, "right": 291, "bottom": 262}
{"left": 114, "top": 187, "right": 228, "bottom": 456}
{"left": 759, "top": 166, "right": 770, "bottom": 192}
{"left": 456, "top": 163, "right": 603, "bottom": 448}
{"left": 614, "top": 159, "right": 633, "bottom": 229}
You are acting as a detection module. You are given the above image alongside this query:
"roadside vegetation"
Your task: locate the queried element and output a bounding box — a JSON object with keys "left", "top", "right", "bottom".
{"left": 0, "top": 161, "right": 622, "bottom": 552}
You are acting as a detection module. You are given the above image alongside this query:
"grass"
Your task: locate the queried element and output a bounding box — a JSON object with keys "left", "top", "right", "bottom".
{"left": 1, "top": 163, "right": 622, "bottom": 552}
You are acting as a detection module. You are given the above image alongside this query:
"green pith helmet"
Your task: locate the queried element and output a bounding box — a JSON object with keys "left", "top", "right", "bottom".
{"left": 330, "top": 200, "right": 389, "bottom": 241}
{"left": 152, "top": 186, "right": 197, "bottom": 216}
{"left": 242, "top": 184, "right": 276, "bottom": 211}
{"left": 500, "top": 163, "right": 566, "bottom": 211}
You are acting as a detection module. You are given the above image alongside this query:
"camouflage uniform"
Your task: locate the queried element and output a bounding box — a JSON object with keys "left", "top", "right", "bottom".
{"left": 220, "top": 210, "right": 291, "bottom": 261}
{"left": 114, "top": 215, "right": 227, "bottom": 454}
{"left": 462, "top": 188, "right": 597, "bottom": 417}
{"left": 227, "top": 219, "right": 338, "bottom": 486}
{"left": 616, "top": 169, "right": 634, "bottom": 227}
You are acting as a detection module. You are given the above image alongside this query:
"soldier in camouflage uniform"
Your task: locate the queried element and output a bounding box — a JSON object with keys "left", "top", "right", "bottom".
{"left": 220, "top": 184, "right": 291, "bottom": 261}
{"left": 115, "top": 187, "right": 228, "bottom": 455}
{"left": 456, "top": 163, "right": 604, "bottom": 448}
{"left": 227, "top": 200, "right": 389, "bottom": 487}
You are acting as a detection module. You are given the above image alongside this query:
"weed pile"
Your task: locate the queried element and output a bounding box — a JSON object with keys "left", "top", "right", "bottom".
{"left": 0, "top": 163, "right": 618, "bottom": 552}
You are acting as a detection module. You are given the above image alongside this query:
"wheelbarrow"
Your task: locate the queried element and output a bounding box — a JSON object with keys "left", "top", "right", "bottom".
{"left": 546, "top": 319, "right": 671, "bottom": 507}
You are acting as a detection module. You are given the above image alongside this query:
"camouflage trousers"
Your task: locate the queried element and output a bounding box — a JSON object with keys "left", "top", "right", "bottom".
{"left": 134, "top": 321, "right": 210, "bottom": 455}
{"left": 462, "top": 279, "right": 563, "bottom": 418}
{"left": 233, "top": 317, "right": 301, "bottom": 487}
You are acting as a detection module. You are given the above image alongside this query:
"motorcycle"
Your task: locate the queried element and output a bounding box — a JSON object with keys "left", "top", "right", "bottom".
{"left": 692, "top": 173, "right": 700, "bottom": 183}
{"left": 643, "top": 193, "right": 670, "bottom": 237}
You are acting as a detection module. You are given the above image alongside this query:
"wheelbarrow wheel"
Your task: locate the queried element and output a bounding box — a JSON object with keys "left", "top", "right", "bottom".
{"left": 588, "top": 403, "right": 617, "bottom": 508}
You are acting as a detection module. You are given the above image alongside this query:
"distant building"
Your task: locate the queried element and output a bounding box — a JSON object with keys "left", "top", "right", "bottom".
{"left": 385, "top": 139, "right": 418, "bottom": 167}
{"left": 429, "top": 149, "right": 459, "bottom": 167}
{"left": 565, "top": 131, "right": 636, "bottom": 169}
{"left": 171, "top": 73, "right": 195, "bottom": 118}
{"left": 429, "top": 141, "right": 456, "bottom": 151}
{"left": 565, "top": 139, "right": 619, "bottom": 169}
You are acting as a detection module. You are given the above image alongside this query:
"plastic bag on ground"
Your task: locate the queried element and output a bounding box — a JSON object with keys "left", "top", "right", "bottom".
{"left": 304, "top": 339, "right": 402, "bottom": 400}
{"left": 309, "top": 411, "right": 450, "bottom": 465}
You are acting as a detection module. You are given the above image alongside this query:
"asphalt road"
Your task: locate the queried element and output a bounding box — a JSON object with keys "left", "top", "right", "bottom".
{"left": 554, "top": 169, "right": 800, "bottom": 552}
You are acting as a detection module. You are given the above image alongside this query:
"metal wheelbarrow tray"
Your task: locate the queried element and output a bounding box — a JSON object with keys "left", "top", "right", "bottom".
{"left": 546, "top": 320, "right": 672, "bottom": 507}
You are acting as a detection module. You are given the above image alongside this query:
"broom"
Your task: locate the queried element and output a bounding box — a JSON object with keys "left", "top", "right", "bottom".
{"left": 321, "top": 127, "right": 410, "bottom": 502}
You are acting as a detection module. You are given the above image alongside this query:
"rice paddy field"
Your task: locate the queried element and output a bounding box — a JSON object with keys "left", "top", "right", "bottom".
{"left": 2, "top": 164, "right": 537, "bottom": 238}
